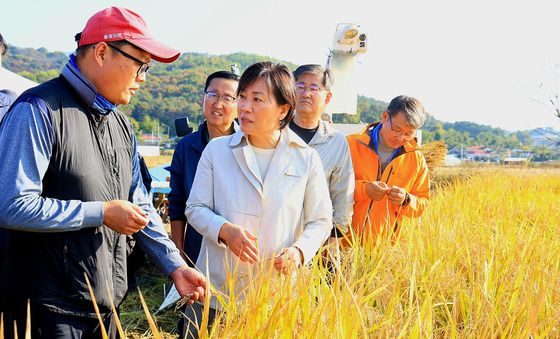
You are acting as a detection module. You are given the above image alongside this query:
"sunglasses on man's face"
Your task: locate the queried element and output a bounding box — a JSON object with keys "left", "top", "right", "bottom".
{"left": 106, "top": 43, "right": 151, "bottom": 76}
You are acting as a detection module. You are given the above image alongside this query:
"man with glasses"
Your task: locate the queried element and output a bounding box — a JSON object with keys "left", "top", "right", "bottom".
{"left": 168, "top": 70, "right": 238, "bottom": 338}
{"left": 169, "top": 71, "right": 239, "bottom": 266}
{"left": 290, "top": 64, "right": 354, "bottom": 259}
{"left": 0, "top": 7, "right": 206, "bottom": 338}
{"left": 107, "top": 43, "right": 151, "bottom": 75}
{"left": 346, "top": 95, "right": 430, "bottom": 245}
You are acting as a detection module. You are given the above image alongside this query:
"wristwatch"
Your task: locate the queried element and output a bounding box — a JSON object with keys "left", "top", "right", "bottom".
{"left": 401, "top": 192, "right": 411, "bottom": 206}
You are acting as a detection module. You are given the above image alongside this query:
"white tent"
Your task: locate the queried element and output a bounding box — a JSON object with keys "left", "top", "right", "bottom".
{"left": 0, "top": 66, "right": 38, "bottom": 95}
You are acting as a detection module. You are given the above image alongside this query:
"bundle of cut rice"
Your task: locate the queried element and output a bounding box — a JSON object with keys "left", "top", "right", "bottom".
{"left": 420, "top": 140, "right": 448, "bottom": 178}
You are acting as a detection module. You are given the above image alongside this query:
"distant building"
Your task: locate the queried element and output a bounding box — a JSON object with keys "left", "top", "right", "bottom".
{"left": 465, "top": 145, "right": 491, "bottom": 162}
{"left": 503, "top": 157, "right": 528, "bottom": 165}
{"left": 444, "top": 154, "right": 462, "bottom": 166}
{"left": 140, "top": 133, "right": 162, "bottom": 145}
{"left": 137, "top": 145, "right": 160, "bottom": 157}
{"left": 509, "top": 149, "right": 531, "bottom": 159}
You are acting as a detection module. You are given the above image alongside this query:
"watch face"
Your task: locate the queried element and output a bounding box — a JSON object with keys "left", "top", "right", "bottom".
{"left": 402, "top": 193, "right": 410, "bottom": 206}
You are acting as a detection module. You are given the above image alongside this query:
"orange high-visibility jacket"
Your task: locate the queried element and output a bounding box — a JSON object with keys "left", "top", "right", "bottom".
{"left": 346, "top": 122, "right": 430, "bottom": 244}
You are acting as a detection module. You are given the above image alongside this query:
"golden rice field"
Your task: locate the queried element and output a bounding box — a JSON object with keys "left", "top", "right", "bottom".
{"left": 118, "top": 166, "right": 560, "bottom": 338}
{"left": 3, "top": 167, "right": 558, "bottom": 338}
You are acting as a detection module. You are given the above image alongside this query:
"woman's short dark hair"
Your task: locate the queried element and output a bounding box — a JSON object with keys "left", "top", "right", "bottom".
{"left": 237, "top": 62, "right": 296, "bottom": 129}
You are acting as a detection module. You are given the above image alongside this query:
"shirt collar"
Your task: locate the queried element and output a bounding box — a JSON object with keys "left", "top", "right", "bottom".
{"left": 309, "top": 119, "right": 335, "bottom": 145}
{"left": 61, "top": 54, "right": 117, "bottom": 115}
{"left": 228, "top": 127, "right": 308, "bottom": 149}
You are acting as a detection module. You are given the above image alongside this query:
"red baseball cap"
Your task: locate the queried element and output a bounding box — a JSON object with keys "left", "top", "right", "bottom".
{"left": 77, "top": 7, "right": 180, "bottom": 63}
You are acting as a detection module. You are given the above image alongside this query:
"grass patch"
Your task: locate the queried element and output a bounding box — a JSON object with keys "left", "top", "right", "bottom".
{"left": 122, "top": 262, "right": 179, "bottom": 338}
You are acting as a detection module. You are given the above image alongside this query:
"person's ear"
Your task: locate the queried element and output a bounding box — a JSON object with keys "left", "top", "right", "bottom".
{"left": 279, "top": 104, "right": 290, "bottom": 120}
{"left": 92, "top": 42, "right": 109, "bottom": 67}
{"left": 324, "top": 91, "right": 332, "bottom": 105}
{"left": 381, "top": 111, "right": 389, "bottom": 122}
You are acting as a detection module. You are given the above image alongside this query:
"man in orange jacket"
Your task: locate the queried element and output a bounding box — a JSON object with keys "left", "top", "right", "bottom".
{"left": 346, "top": 95, "right": 429, "bottom": 244}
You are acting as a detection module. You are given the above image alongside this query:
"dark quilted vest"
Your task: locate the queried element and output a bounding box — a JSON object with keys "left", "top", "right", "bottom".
{"left": 1, "top": 76, "right": 135, "bottom": 317}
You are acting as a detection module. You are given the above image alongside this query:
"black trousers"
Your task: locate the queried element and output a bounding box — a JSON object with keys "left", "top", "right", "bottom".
{"left": 0, "top": 301, "right": 117, "bottom": 339}
{"left": 178, "top": 303, "right": 217, "bottom": 339}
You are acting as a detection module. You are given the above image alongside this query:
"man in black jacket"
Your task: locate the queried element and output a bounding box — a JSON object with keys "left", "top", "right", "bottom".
{"left": 0, "top": 7, "right": 206, "bottom": 338}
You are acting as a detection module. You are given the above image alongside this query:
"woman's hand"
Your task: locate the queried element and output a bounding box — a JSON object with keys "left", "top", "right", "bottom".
{"left": 274, "top": 247, "right": 303, "bottom": 275}
{"left": 218, "top": 222, "right": 259, "bottom": 264}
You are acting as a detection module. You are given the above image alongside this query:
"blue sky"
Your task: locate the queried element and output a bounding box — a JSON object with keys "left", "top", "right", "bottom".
{"left": 3, "top": 0, "right": 560, "bottom": 131}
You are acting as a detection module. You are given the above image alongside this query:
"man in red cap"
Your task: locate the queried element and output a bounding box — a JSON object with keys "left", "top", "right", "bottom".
{"left": 0, "top": 7, "right": 205, "bottom": 338}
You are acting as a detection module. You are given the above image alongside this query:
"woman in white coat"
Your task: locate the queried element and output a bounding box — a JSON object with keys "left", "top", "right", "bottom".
{"left": 183, "top": 61, "right": 332, "bottom": 336}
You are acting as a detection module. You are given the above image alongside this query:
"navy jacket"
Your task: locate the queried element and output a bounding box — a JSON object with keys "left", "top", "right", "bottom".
{"left": 168, "top": 122, "right": 209, "bottom": 266}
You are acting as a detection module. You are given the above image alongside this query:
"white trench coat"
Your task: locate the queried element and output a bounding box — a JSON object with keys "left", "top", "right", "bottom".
{"left": 185, "top": 128, "right": 332, "bottom": 308}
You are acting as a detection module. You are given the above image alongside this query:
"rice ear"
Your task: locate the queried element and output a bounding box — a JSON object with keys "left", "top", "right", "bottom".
{"left": 137, "top": 287, "right": 162, "bottom": 338}
{"left": 104, "top": 280, "right": 125, "bottom": 338}
{"left": 24, "top": 301, "right": 30, "bottom": 339}
{"left": 84, "top": 273, "right": 108, "bottom": 339}
{"left": 198, "top": 256, "right": 213, "bottom": 337}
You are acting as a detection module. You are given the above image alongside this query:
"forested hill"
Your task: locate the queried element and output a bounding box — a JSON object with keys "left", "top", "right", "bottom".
{"left": 3, "top": 46, "right": 296, "bottom": 131}
{"left": 2, "top": 45, "right": 545, "bottom": 152}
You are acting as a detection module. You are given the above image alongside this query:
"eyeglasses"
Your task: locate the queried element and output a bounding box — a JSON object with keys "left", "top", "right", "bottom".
{"left": 106, "top": 43, "right": 151, "bottom": 76}
{"left": 388, "top": 115, "right": 415, "bottom": 139}
{"left": 295, "top": 83, "right": 325, "bottom": 94}
{"left": 204, "top": 91, "right": 237, "bottom": 106}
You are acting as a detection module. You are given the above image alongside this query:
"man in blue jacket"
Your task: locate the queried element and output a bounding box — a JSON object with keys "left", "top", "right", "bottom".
{"left": 0, "top": 33, "right": 17, "bottom": 270}
{"left": 169, "top": 71, "right": 239, "bottom": 266}
{"left": 0, "top": 33, "right": 17, "bottom": 123}
{"left": 0, "top": 7, "right": 206, "bottom": 338}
